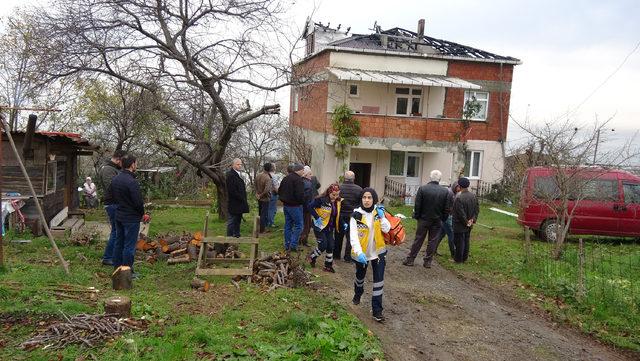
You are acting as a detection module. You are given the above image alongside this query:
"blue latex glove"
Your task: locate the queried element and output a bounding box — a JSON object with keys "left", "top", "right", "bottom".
{"left": 342, "top": 222, "right": 348, "bottom": 231}
{"left": 313, "top": 217, "right": 324, "bottom": 230}
{"left": 356, "top": 253, "right": 368, "bottom": 264}
{"left": 376, "top": 205, "right": 385, "bottom": 219}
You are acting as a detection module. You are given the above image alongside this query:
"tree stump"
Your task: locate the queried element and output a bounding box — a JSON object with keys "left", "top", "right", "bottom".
{"left": 112, "top": 266, "right": 133, "bottom": 290}
{"left": 104, "top": 296, "right": 132, "bottom": 318}
{"left": 190, "top": 277, "right": 210, "bottom": 292}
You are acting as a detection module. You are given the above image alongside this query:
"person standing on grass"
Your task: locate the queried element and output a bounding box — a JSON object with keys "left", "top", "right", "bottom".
{"left": 99, "top": 149, "right": 126, "bottom": 266}
{"left": 402, "top": 169, "right": 451, "bottom": 268}
{"left": 298, "top": 166, "right": 314, "bottom": 246}
{"left": 255, "top": 162, "right": 274, "bottom": 234}
{"left": 111, "top": 154, "right": 147, "bottom": 279}
{"left": 452, "top": 177, "right": 479, "bottom": 263}
{"left": 267, "top": 168, "right": 282, "bottom": 228}
{"left": 226, "top": 158, "right": 249, "bottom": 238}
{"left": 278, "top": 163, "right": 306, "bottom": 252}
{"left": 335, "top": 170, "right": 362, "bottom": 263}
{"left": 434, "top": 181, "right": 458, "bottom": 259}
{"left": 307, "top": 183, "right": 341, "bottom": 273}
{"left": 350, "top": 188, "right": 391, "bottom": 323}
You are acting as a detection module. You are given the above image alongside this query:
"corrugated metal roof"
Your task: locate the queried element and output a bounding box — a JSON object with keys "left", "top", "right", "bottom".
{"left": 3, "top": 130, "right": 98, "bottom": 150}
{"left": 328, "top": 67, "right": 482, "bottom": 89}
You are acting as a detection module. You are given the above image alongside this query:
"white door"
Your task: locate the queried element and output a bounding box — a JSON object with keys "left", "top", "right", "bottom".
{"left": 404, "top": 153, "right": 422, "bottom": 204}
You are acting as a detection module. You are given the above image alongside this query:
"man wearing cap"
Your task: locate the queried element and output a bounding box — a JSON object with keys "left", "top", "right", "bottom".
{"left": 402, "top": 169, "right": 452, "bottom": 268}
{"left": 278, "top": 163, "right": 306, "bottom": 251}
{"left": 452, "top": 177, "right": 479, "bottom": 263}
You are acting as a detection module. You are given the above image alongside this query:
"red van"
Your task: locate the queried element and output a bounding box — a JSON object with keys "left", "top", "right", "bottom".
{"left": 517, "top": 167, "right": 640, "bottom": 241}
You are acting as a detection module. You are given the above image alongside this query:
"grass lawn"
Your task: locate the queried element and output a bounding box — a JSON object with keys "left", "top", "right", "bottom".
{"left": 382, "top": 201, "right": 640, "bottom": 352}
{"left": 0, "top": 206, "right": 383, "bottom": 361}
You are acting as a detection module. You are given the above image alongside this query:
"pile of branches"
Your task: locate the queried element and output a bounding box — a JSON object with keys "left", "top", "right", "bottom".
{"left": 137, "top": 232, "right": 246, "bottom": 265}
{"left": 248, "top": 253, "right": 314, "bottom": 292}
{"left": 20, "top": 313, "right": 148, "bottom": 350}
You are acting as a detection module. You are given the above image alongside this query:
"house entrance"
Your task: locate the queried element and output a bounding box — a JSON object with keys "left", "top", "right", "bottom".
{"left": 349, "top": 163, "right": 371, "bottom": 188}
{"left": 404, "top": 153, "right": 422, "bottom": 204}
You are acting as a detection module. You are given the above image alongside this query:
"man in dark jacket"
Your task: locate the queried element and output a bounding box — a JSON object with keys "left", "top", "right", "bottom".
{"left": 335, "top": 170, "right": 362, "bottom": 262}
{"left": 226, "top": 158, "right": 249, "bottom": 237}
{"left": 111, "top": 154, "right": 145, "bottom": 275}
{"left": 298, "top": 166, "right": 314, "bottom": 246}
{"left": 403, "top": 169, "right": 452, "bottom": 268}
{"left": 278, "top": 163, "right": 305, "bottom": 251}
{"left": 452, "top": 177, "right": 480, "bottom": 263}
{"left": 254, "top": 162, "right": 273, "bottom": 233}
{"left": 99, "top": 149, "right": 126, "bottom": 266}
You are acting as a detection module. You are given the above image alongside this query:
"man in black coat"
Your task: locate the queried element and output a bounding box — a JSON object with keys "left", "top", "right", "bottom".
{"left": 226, "top": 158, "right": 249, "bottom": 237}
{"left": 278, "top": 163, "right": 306, "bottom": 251}
{"left": 402, "top": 169, "right": 452, "bottom": 268}
{"left": 452, "top": 177, "right": 480, "bottom": 263}
{"left": 110, "top": 154, "right": 147, "bottom": 277}
{"left": 99, "top": 149, "right": 126, "bottom": 266}
{"left": 335, "top": 170, "right": 362, "bottom": 262}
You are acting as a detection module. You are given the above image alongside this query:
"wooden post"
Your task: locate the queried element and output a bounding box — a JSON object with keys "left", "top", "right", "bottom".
{"left": 524, "top": 226, "right": 532, "bottom": 264}
{"left": 252, "top": 215, "right": 259, "bottom": 239}
{"left": 111, "top": 266, "right": 132, "bottom": 290}
{"left": 0, "top": 115, "right": 69, "bottom": 274}
{"left": 577, "top": 238, "right": 586, "bottom": 301}
{"left": 104, "top": 296, "right": 132, "bottom": 318}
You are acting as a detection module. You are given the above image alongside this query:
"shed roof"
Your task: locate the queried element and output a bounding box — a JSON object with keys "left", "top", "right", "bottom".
{"left": 3, "top": 130, "right": 98, "bottom": 150}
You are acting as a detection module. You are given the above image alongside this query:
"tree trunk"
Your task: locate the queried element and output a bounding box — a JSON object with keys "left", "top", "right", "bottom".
{"left": 112, "top": 266, "right": 132, "bottom": 290}
{"left": 216, "top": 183, "right": 228, "bottom": 220}
{"left": 104, "top": 296, "right": 131, "bottom": 318}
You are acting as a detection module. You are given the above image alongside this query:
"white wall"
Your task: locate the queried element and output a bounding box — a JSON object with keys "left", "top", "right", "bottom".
{"left": 464, "top": 140, "right": 504, "bottom": 183}
{"left": 330, "top": 52, "right": 448, "bottom": 75}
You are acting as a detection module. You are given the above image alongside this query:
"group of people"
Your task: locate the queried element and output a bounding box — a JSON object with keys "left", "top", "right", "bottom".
{"left": 99, "top": 150, "right": 149, "bottom": 279}
{"left": 225, "top": 158, "right": 479, "bottom": 323}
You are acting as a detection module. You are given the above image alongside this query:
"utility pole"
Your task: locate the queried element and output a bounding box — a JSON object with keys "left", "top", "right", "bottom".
{"left": 593, "top": 128, "right": 615, "bottom": 165}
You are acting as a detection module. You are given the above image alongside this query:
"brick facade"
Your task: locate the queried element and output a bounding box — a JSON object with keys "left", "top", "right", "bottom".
{"left": 291, "top": 53, "right": 514, "bottom": 143}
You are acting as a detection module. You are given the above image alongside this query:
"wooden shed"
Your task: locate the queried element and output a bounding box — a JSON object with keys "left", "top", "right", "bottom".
{"left": 1, "top": 130, "right": 97, "bottom": 234}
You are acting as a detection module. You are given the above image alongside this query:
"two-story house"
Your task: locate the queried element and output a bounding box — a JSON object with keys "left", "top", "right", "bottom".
{"left": 290, "top": 19, "right": 520, "bottom": 203}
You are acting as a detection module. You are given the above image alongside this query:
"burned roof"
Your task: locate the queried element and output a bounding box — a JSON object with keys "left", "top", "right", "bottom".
{"left": 326, "top": 27, "right": 520, "bottom": 64}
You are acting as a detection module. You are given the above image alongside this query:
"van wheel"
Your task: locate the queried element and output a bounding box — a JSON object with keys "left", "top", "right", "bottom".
{"left": 541, "top": 220, "right": 558, "bottom": 243}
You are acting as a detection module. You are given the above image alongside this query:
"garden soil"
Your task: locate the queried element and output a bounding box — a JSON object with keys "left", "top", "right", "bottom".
{"left": 320, "top": 243, "right": 637, "bottom": 361}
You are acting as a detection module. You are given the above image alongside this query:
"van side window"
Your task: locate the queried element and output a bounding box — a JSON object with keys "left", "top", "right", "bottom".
{"left": 623, "top": 183, "right": 640, "bottom": 204}
{"left": 583, "top": 180, "right": 618, "bottom": 201}
{"left": 533, "top": 176, "right": 558, "bottom": 199}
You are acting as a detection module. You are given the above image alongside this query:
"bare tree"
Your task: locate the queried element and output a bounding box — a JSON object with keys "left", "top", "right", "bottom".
{"left": 516, "top": 117, "right": 638, "bottom": 259}
{"left": 0, "top": 12, "right": 76, "bottom": 130}
{"left": 31, "top": 0, "right": 305, "bottom": 218}
{"left": 284, "top": 125, "right": 312, "bottom": 166}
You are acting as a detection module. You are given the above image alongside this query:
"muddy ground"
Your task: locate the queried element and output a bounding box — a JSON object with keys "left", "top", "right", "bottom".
{"left": 316, "top": 242, "right": 637, "bottom": 361}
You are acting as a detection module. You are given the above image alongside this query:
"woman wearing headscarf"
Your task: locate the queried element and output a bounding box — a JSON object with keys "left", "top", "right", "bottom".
{"left": 83, "top": 176, "right": 98, "bottom": 208}
{"left": 307, "top": 183, "right": 341, "bottom": 273}
{"left": 349, "top": 188, "right": 391, "bottom": 322}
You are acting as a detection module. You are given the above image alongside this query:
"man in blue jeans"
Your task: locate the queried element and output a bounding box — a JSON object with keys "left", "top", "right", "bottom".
{"left": 277, "top": 163, "right": 306, "bottom": 251}
{"left": 99, "top": 149, "right": 125, "bottom": 266}
{"left": 110, "top": 154, "right": 147, "bottom": 279}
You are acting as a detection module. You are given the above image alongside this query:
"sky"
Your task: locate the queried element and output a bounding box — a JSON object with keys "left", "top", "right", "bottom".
{"left": 2, "top": 0, "right": 639, "bottom": 156}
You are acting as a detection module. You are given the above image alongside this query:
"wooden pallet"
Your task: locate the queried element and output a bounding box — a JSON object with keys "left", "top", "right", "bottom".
{"left": 194, "top": 214, "right": 260, "bottom": 277}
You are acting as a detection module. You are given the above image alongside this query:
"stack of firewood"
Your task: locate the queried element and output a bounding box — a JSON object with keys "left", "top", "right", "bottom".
{"left": 135, "top": 232, "right": 246, "bottom": 265}
{"left": 248, "top": 253, "right": 313, "bottom": 291}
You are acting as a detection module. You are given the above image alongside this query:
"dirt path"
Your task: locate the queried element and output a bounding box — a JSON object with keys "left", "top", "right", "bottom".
{"left": 319, "top": 243, "right": 636, "bottom": 361}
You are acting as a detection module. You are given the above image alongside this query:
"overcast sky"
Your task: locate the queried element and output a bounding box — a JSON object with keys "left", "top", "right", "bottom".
{"left": 3, "top": 0, "right": 639, "bottom": 155}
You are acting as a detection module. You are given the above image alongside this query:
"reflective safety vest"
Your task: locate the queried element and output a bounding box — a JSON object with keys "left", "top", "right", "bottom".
{"left": 351, "top": 207, "right": 386, "bottom": 257}
{"left": 314, "top": 199, "right": 341, "bottom": 229}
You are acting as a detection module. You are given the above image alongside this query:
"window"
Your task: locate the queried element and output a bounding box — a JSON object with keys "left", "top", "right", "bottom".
{"left": 582, "top": 179, "right": 619, "bottom": 201}
{"left": 45, "top": 161, "right": 57, "bottom": 194}
{"left": 389, "top": 151, "right": 405, "bottom": 176}
{"left": 463, "top": 91, "right": 489, "bottom": 120}
{"left": 293, "top": 89, "right": 299, "bottom": 112}
{"left": 464, "top": 151, "right": 482, "bottom": 178}
{"left": 395, "top": 87, "right": 422, "bottom": 116}
{"left": 533, "top": 176, "right": 559, "bottom": 199}
{"left": 348, "top": 84, "right": 359, "bottom": 97}
{"left": 624, "top": 183, "right": 640, "bottom": 204}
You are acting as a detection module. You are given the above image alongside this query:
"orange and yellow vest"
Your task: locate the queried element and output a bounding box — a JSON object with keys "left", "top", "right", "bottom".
{"left": 351, "top": 207, "right": 387, "bottom": 257}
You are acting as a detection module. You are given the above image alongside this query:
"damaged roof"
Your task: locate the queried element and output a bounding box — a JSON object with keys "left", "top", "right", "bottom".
{"left": 326, "top": 27, "right": 520, "bottom": 64}
{"left": 3, "top": 130, "right": 98, "bottom": 150}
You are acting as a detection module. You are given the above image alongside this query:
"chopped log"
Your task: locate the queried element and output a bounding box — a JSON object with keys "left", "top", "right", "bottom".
{"left": 142, "top": 241, "right": 157, "bottom": 251}
{"left": 111, "top": 266, "right": 132, "bottom": 290}
{"left": 104, "top": 296, "right": 132, "bottom": 318}
{"left": 166, "top": 235, "right": 181, "bottom": 244}
{"left": 187, "top": 244, "right": 198, "bottom": 261}
{"left": 156, "top": 247, "right": 170, "bottom": 261}
{"left": 166, "top": 242, "right": 186, "bottom": 253}
{"left": 170, "top": 248, "right": 188, "bottom": 257}
{"left": 135, "top": 239, "right": 146, "bottom": 251}
{"left": 146, "top": 254, "right": 157, "bottom": 264}
{"left": 167, "top": 254, "right": 190, "bottom": 265}
{"left": 190, "top": 277, "right": 210, "bottom": 292}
